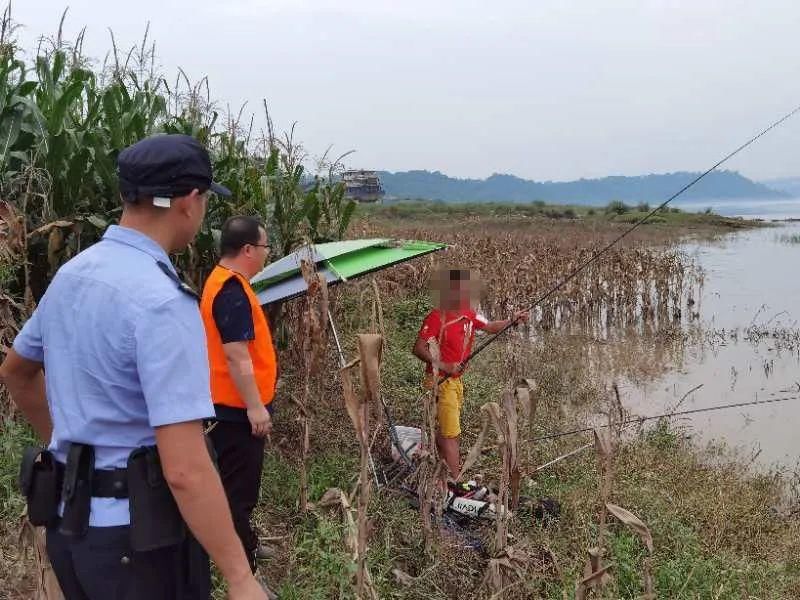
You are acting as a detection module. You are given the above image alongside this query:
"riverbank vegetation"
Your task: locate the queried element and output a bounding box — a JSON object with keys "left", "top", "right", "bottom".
{"left": 358, "top": 199, "right": 759, "bottom": 235}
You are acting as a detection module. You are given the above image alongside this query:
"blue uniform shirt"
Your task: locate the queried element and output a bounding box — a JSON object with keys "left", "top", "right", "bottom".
{"left": 13, "top": 225, "right": 214, "bottom": 526}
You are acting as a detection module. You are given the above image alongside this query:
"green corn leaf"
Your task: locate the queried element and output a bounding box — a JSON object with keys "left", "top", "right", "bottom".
{"left": 49, "top": 78, "right": 86, "bottom": 136}
{"left": 0, "top": 110, "right": 23, "bottom": 166}
{"left": 338, "top": 199, "right": 357, "bottom": 239}
{"left": 8, "top": 150, "right": 30, "bottom": 164}
{"left": 51, "top": 51, "right": 66, "bottom": 83}
{"left": 304, "top": 191, "right": 321, "bottom": 232}
{"left": 17, "top": 80, "right": 38, "bottom": 98}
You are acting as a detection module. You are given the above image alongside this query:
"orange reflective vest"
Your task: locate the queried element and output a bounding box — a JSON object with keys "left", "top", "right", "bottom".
{"left": 200, "top": 265, "right": 277, "bottom": 409}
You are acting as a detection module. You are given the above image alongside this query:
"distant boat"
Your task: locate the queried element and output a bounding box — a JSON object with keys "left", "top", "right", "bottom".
{"left": 343, "top": 170, "right": 385, "bottom": 203}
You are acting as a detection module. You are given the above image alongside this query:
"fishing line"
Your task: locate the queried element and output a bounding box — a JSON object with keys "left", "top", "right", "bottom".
{"left": 531, "top": 394, "right": 800, "bottom": 442}
{"left": 450, "top": 103, "right": 800, "bottom": 376}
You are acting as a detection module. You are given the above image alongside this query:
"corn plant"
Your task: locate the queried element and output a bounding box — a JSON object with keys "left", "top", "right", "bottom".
{"left": 361, "top": 217, "right": 703, "bottom": 338}
{"left": 1, "top": 7, "right": 358, "bottom": 306}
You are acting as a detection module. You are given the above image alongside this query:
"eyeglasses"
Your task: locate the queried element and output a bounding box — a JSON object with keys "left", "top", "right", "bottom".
{"left": 248, "top": 243, "right": 269, "bottom": 249}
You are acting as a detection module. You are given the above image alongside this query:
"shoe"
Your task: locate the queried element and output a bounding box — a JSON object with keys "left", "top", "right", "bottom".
{"left": 447, "top": 480, "right": 489, "bottom": 500}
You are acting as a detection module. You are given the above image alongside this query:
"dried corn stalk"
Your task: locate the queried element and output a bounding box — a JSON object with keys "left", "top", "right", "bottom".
{"left": 515, "top": 378, "right": 538, "bottom": 488}
{"left": 577, "top": 391, "right": 624, "bottom": 597}
{"left": 1, "top": 200, "right": 28, "bottom": 416}
{"left": 502, "top": 388, "right": 521, "bottom": 511}
{"left": 294, "top": 259, "right": 329, "bottom": 513}
{"left": 606, "top": 503, "right": 653, "bottom": 553}
{"left": 490, "top": 390, "right": 521, "bottom": 553}
{"left": 459, "top": 403, "right": 496, "bottom": 477}
{"left": 337, "top": 334, "right": 382, "bottom": 600}
{"left": 606, "top": 503, "right": 655, "bottom": 598}
{"left": 18, "top": 519, "right": 63, "bottom": 600}
{"left": 360, "top": 221, "right": 702, "bottom": 336}
{"left": 416, "top": 338, "right": 444, "bottom": 552}
{"left": 575, "top": 547, "right": 613, "bottom": 600}
{"left": 355, "top": 334, "right": 381, "bottom": 600}
{"left": 317, "top": 487, "right": 358, "bottom": 550}
{"left": 358, "top": 334, "right": 382, "bottom": 423}
{"left": 595, "top": 387, "right": 623, "bottom": 547}
{"left": 457, "top": 389, "right": 523, "bottom": 597}
{"left": 482, "top": 544, "right": 533, "bottom": 599}
{"left": 299, "top": 259, "right": 329, "bottom": 368}
{"left": 0, "top": 199, "right": 25, "bottom": 265}
{"left": 594, "top": 427, "right": 614, "bottom": 545}
{"left": 459, "top": 397, "right": 517, "bottom": 544}
{"left": 340, "top": 359, "right": 363, "bottom": 442}
{"left": 515, "top": 378, "right": 538, "bottom": 439}
{"left": 414, "top": 453, "right": 445, "bottom": 554}
{"left": 369, "top": 278, "right": 386, "bottom": 427}
{"left": 424, "top": 338, "right": 441, "bottom": 462}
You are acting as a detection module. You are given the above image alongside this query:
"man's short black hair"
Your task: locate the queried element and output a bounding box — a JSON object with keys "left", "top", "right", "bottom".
{"left": 220, "top": 215, "right": 266, "bottom": 257}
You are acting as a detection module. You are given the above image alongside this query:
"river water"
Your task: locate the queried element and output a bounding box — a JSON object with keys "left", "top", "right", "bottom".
{"left": 621, "top": 199, "right": 800, "bottom": 470}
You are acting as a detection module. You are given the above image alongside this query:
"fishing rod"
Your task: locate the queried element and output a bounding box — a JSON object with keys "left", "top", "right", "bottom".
{"left": 531, "top": 394, "right": 800, "bottom": 442}
{"left": 530, "top": 392, "right": 795, "bottom": 472}
{"left": 442, "top": 103, "right": 800, "bottom": 381}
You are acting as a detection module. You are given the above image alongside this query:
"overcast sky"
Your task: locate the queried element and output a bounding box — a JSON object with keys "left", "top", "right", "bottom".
{"left": 13, "top": 1, "right": 800, "bottom": 181}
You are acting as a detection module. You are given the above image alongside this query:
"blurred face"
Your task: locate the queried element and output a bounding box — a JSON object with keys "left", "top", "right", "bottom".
{"left": 431, "top": 268, "right": 480, "bottom": 311}
{"left": 241, "top": 226, "right": 270, "bottom": 279}
{"left": 451, "top": 279, "right": 470, "bottom": 309}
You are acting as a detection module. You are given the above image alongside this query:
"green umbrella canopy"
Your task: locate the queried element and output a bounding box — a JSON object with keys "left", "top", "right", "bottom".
{"left": 326, "top": 240, "right": 445, "bottom": 280}
{"left": 251, "top": 239, "right": 446, "bottom": 306}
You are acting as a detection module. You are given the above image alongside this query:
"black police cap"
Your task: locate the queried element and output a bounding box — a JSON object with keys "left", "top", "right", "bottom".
{"left": 117, "top": 134, "right": 231, "bottom": 201}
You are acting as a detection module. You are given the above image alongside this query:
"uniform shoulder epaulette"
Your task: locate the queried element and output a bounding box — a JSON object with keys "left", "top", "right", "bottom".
{"left": 156, "top": 260, "right": 200, "bottom": 302}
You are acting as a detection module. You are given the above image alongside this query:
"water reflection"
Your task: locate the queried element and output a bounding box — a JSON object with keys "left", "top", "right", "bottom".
{"left": 622, "top": 221, "right": 800, "bottom": 468}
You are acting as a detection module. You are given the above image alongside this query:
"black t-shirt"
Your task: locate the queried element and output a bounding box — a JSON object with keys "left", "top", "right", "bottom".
{"left": 212, "top": 277, "right": 255, "bottom": 344}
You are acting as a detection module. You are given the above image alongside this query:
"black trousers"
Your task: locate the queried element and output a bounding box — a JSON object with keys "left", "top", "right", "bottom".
{"left": 46, "top": 523, "right": 210, "bottom": 599}
{"left": 209, "top": 420, "right": 266, "bottom": 572}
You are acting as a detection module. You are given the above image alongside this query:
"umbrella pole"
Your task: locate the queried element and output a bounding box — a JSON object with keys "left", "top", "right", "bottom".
{"left": 328, "top": 310, "right": 347, "bottom": 368}
{"left": 328, "top": 310, "right": 382, "bottom": 488}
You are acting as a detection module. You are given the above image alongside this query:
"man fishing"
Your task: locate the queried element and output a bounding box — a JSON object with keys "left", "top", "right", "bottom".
{"left": 412, "top": 268, "right": 529, "bottom": 480}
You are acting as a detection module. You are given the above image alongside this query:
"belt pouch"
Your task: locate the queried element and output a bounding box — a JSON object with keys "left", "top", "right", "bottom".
{"left": 59, "top": 443, "right": 94, "bottom": 538}
{"left": 18, "top": 447, "right": 60, "bottom": 527}
{"left": 127, "top": 446, "right": 186, "bottom": 552}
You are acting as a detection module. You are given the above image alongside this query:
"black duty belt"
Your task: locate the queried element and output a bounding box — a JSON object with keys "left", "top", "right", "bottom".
{"left": 55, "top": 461, "right": 129, "bottom": 499}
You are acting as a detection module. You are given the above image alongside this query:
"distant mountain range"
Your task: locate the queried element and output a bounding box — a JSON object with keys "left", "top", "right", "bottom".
{"left": 761, "top": 177, "right": 800, "bottom": 197}
{"left": 377, "top": 170, "right": 787, "bottom": 205}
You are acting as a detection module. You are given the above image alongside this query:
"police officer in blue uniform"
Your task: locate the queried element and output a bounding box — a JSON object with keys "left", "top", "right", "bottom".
{"left": 0, "top": 134, "right": 268, "bottom": 599}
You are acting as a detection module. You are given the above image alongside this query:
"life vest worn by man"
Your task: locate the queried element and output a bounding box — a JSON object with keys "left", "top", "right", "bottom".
{"left": 412, "top": 268, "right": 528, "bottom": 480}
{"left": 200, "top": 215, "right": 277, "bottom": 573}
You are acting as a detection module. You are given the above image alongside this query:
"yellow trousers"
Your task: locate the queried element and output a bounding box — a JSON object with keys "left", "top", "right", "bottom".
{"left": 423, "top": 375, "right": 464, "bottom": 438}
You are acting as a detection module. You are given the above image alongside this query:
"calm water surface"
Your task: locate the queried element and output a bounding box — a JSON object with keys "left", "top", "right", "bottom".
{"left": 623, "top": 200, "right": 800, "bottom": 469}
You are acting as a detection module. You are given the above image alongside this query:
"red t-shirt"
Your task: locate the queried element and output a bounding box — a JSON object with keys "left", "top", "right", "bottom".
{"left": 418, "top": 308, "right": 488, "bottom": 376}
